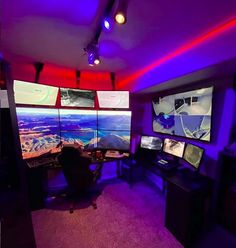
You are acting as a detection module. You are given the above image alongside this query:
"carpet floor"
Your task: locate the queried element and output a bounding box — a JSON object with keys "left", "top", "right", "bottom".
{"left": 32, "top": 180, "right": 183, "bottom": 248}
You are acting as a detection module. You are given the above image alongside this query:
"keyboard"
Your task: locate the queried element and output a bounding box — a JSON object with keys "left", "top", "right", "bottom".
{"left": 26, "top": 155, "right": 58, "bottom": 168}
{"left": 153, "top": 159, "right": 178, "bottom": 171}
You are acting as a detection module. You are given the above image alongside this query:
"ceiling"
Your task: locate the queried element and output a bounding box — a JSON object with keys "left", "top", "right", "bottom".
{"left": 1, "top": 0, "right": 236, "bottom": 93}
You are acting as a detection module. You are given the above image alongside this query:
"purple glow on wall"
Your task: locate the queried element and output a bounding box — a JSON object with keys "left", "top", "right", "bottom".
{"left": 99, "top": 40, "right": 123, "bottom": 58}
{"left": 117, "top": 18, "right": 236, "bottom": 92}
{"left": 132, "top": 82, "right": 235, "bottom": 164}
{"left": 203, "top": 88, "right": 235, "bottom": 158}
{"left": 2, "top": 0, "right": 100, "bottom": 25}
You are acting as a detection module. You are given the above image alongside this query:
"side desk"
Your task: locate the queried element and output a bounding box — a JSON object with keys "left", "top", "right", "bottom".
{"left": 122, "top": 156, "right": 213, "bottom": 247}
{"left": 165, "top": 170, "right": 213, "bottom": 247}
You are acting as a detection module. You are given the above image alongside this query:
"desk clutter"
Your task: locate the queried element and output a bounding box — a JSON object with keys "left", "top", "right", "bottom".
{"left": 25, "top": 147, "right": 130, "bottom": 169}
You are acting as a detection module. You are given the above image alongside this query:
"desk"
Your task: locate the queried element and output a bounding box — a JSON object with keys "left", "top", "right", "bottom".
{"left": 121, "top": 157, "right": 178, "bottom": 188}
{"left": 122, "top": 157, "right": 213, "bottom": 247}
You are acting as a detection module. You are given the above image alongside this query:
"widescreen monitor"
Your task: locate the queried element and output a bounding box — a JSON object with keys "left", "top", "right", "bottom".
{"left": 59, "top": 109, "right": 97, "bottom": 131}
{"left": 16, "top": 107, "right": 60, "bottom": 135}
{"left": 60, "top": 130, "right": 97, "bottom": 150}
{"left": 163, "top": 138, "right": 185, "bottom": 158}
{"left": 20, "top": 132, "right": 61, "bottom": 159}
{"left": 14, "top": 80, "right": 59, "bottom": 106}
{"left": 152, "top": 86, "right": 213, "bottom": 141}
{"left": 97, "top": 91, "right": 129, "bottom": 108}
{"left": 140, "top": 136, "right": 163, "bottom": 150}
{"left": 60, "top": 88, "right": 95, "bottom": 107}
{"left": 97, "top": 130, "right": 130, "bottom": 150}
{"left": 97, "top": 110, "right": 131, "bottom": 131}
{"left": 183, "top": 143, "right": 204, "bottom": 170}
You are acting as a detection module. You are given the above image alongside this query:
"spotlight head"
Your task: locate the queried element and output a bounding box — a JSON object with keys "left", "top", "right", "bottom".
{"left": 86, "top": 43, "right": 100, "bottom": 66}
{"left": 115, "top": 13, "right": 126, "bottom": 24}
{"left": 94, "top": 59, "right": 100, "bottom": 65}
{"left": 103, "top": 17, "right": 112, "bottom": 30}
{"left": 114, "top": 0, "right": 128, "bottom": 24}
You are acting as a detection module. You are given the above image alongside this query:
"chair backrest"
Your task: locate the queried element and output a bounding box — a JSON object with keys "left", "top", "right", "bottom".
{"left": 58, "top": 147, "right": 94, "bottom": 192}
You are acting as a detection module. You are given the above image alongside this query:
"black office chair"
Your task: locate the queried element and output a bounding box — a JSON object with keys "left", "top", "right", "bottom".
{"left": 57, "top": 146, "right": 102, "bottom": 213}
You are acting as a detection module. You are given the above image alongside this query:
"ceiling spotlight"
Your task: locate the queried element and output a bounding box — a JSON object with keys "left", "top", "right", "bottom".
{"left": 86, "top": 43, "right": 100, "bottom": 66}
{"left": 94, "top": 58, "right": 100, "bottom": 65}
{"left": 114, "top": 0, "right": 128, "bottom": 24}
{"left": 103, "top": 17, "right": 112, "bottom": 30}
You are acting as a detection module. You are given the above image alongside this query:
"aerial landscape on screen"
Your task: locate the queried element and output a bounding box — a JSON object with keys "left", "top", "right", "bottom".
{"left": 16, "top": 108, "right": 60, "bottom": 134}
{"left": 16, "top": 108, "right": 132, "bottom": 158}
{"left": 20, "top": 132, "right": 61, "bottom": 159}
{"left": 59, "top": 109, "right": 97, "bottom": 131}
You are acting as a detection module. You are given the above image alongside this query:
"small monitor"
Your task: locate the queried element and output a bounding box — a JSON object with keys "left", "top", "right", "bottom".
{"left": 14, "top": 80, "right": 59, "bottom": 106}
{"left": 183, "top": 143, "right": 204, "bottom": 170}
{"left": 97, "top": 91, "right": 129, "bottom": 108}
{"left": 163, "top": 138, "right": 185, "bottom": 158}
{"left": 140, "top": 136, "right": 163, "bottom": 150}
{"left": 60, "top": 87, "right": 95, "bottom": 107}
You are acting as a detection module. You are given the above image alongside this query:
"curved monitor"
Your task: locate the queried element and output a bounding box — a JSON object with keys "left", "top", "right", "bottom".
{"left": 60, "top": 88, "right": 95, "bottom": 107}
{"left": 97, "top": 91, "right": 129, "bottom": 108}
{"left": 183, "top": 143, "right": 204, "bottom": 170}
{"left": 163, "top": 138, "right": 185, "bottom": 158}
{"left": 140, "top": 136, "right": 163, "bottom": 150}
{"left": 14, "top": 80, "right": 59, "bottom": 106}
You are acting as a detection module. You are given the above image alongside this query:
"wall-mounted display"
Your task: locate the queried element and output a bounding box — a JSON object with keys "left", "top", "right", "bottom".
{"left": 152, "top": 86, "right": 213, "bottom": 141}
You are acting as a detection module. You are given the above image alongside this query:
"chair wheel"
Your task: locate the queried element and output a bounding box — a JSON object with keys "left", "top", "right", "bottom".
{"left": 69, "top": 208, "right": 74, "bottom": 213}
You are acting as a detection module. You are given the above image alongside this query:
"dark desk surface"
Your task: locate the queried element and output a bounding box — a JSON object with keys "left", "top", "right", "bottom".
{"left": 123, "top": 156, "right": 213, "bottom": 193}
{"left": 145, "top": 163, "right": 178, "bottom": 179}
{"left": 166, "top": 168, "right": 213, "bottom": 193}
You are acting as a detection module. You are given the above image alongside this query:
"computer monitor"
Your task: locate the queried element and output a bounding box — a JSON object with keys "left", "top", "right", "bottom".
{"left": 60, "top": 87, "right": 95, "bottom": 107}
{"left": 163, "top": 138, "right": 185, "bottom": 158}
{"left": 97, "top": 91, "right": 129, "bottom": 108}
{"left": 14, "top": 80, "right": 59, "bottom": 106}
{"left": 183, "top": 143, "right": 204, "bottom": 170}
{"left": 140, "top": 136, "right": 163, "bottom": 150}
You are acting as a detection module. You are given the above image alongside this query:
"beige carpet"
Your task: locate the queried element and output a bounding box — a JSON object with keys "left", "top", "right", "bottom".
{"left": 32, "top": 181, "right": 183, "bottom": 248}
